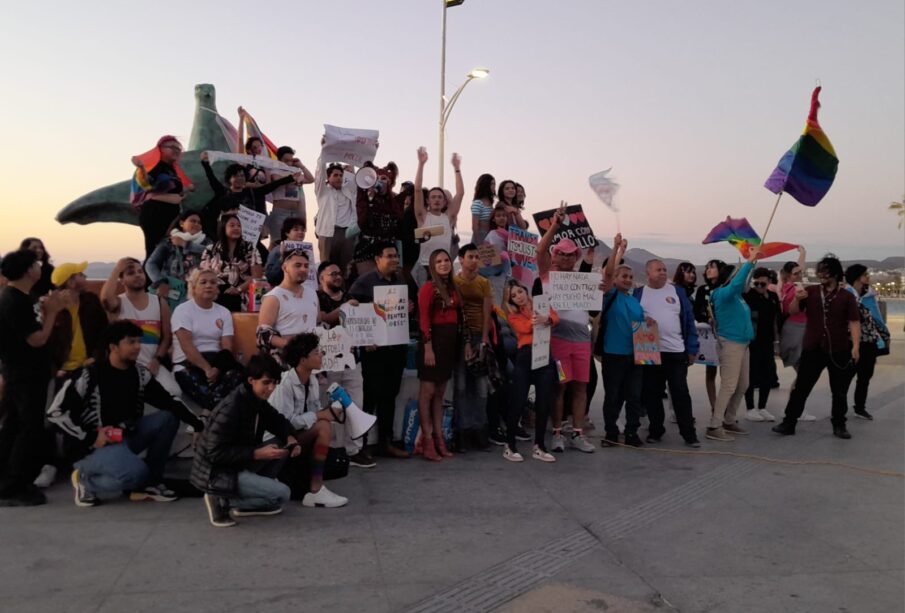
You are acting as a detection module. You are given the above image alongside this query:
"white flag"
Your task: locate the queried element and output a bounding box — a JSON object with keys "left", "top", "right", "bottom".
{"left": 589, "top": 168, "right": 620, "bottom": 211}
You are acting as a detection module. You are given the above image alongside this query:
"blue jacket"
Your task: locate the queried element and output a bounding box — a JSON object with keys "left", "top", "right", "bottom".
{"left": 633, "top": 284, "right": 700, "bottom": 357}
{"left": 710, "top": 262, "right": 754, "bottom": 344}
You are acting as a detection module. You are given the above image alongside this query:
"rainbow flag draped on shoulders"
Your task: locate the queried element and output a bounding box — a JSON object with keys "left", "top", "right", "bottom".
{"left": 764, "top": 86, "right": 838, "bottom": 206}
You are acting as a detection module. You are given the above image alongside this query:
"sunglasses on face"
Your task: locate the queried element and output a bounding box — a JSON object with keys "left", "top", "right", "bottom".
{"left": 753, "top": 282, "right": 768, "bottom": 288}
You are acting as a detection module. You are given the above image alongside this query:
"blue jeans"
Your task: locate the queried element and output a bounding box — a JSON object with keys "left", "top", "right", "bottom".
{"left": 75, "top": 411, "right": 179, "bottom": 495}
{"left": 229, "top": 470, "right": 291, "bottom": 511}
{"left": 453, "top": 333, "right": 489, "bottom": 431}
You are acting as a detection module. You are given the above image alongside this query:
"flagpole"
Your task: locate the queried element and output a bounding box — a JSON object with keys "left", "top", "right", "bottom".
{"left": 761, "top": 192, "right": 783, "bottom": 243}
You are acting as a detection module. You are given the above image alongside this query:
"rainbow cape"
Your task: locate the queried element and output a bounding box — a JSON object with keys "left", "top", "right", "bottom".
{"left": 764, "top": 86, "right": 838, "bottom": 206}
{"left": 241, "top": 110, "right": 278, "bottom": 159}
{"left": 702, "top": 216, "right": 797, "bottom": 259}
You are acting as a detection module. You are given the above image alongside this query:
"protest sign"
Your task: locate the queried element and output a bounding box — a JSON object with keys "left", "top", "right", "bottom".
{"left": 507, "top": 225, "right": 539, "bottom": 285}
{"left": 548, "top": 271, "right": 603, "bottom": 310}
{"left": 322, "top": 124, "right": 379, "bottom": 167}
{"left": 695, "top": 323, "right": 719, "bottom": 366}
{"left": 414, "top": 225, "right": 446, "bottom": 240}
{"left": 532, "top": 204, "right": 597, "bottom": 250}
{"left": 632, "top": 320, "right": 661, "bottom": 365}
{"left": 282, "top": 240, "right": 317, "bottom": 286}
{"left": 340, "top": 304, "right": 380, "bottom": 346}
{"left": 315, "top": 326, "right": 356, "bottom": 372}
{"left": 205, "top": 151, "right": 298, "bottom": 174}
{"left": 374, "top": 285, "right": 409, "bottom": 346}
{"left": 237, "top": 205, "right": 267, "bottom": 244}
{"left": 532, "top": 294, "right": 552, "bottom": 370}
{"left": 477, "top": 243, "right": 502, "bottom": 266}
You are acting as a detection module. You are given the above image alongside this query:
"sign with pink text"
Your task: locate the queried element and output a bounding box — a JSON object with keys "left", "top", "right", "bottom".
{"left": 532, "top": 204, "right": 597, "bottom": 250}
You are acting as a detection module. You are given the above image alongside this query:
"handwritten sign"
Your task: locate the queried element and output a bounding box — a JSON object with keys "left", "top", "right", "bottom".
{"left": 374, "top": 285, "right": 409, "bottom": 346}
{"left": 548, "top": 272, "right": 603, "bottom": 311}
{"left": 632, "top": 320, "right": 661, "bottom": 365}
{"left": 508, "top": 225, "right": 539, "bottom": 285}
{"left": 477, "top": 243, "right": 502, "bottom": 266}
{"left": 340, "top": 304, "right": 380, "bottom": 346}
{"left": 414, "top": 225, "right": 446, "bottom": 240}
{"left": 532, "top": 204, "right": 597, "bottom": 250}
{"left": 695, "top": 323, "right": 719, "bottom": 366}
{"left": 532, "top": 294, "right": 552, "bottom": 369}
{"left": 315, "top": 326, "right": 356, "bottom": 372}
{"left": 238, "top": 205, "right": 267, "bottom": 244}
{"left": 282, "top": 240, "right": 317, "bottom": 287}
{"left": 322, "top": 124, "right": 379, "bottom": 167}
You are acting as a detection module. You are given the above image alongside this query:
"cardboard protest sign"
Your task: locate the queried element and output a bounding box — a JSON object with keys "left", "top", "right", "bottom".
{"left": 322, "top": 124, "right": 379, "bottom": 167}
{"left": 339, "top": 304, "right": 380, "bottom": 346}
{"left": 507, "top": 225, "right": 539, "bottom": 285}
{"left": 414, "top": 225, "right": 446, "bottom": 240}
{"left": 315, "top": 326, "right": 356, "bottom": 372}
{"left": 282, "top": 241, "right": 317, "bottom": 287}
{"left": 695, "top": 323, "right": 719, "bottom": 366}
{"left": 532, "top": 205, "right": 597, "bottom": 250}
{"left": 237, "top": 205, "right": 267, "bottom": 244}
{"left": 632, "top": 320, "right": 661, "bottom": 365}
{"left": 477, "top": 243, "right": 502, "bottom": 266}
{"left": 374, "top": 285, "right": 409, "bottom": 346}
{"left": 548, "top": 271, "right": 603, "bottom": 311}
{"left": 532, "top": 294, "right": 552, "bottom": 370}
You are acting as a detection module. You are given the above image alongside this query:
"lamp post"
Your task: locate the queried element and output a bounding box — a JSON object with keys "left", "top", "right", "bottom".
{"left": 438, "top": 0, "right": 487, "bottom": 187}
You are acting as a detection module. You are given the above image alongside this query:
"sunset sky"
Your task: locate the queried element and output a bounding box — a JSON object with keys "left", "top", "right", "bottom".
{"left": 1, "top": 0, "right": 902, "bottom": 265}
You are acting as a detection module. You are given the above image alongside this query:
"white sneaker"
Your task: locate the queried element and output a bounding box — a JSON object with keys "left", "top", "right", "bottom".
{"left": 799, "top": 412, "right": 818, "bottom": 422}
{"left": 758, "top": 409, "right": 776, "bottom": 422}
{"left": 33, "top": 465, "right": 57, "bottom": 488}
{"left": 302, "top": 485, "right": 348, "bottom": 508}
{"left": 532, "top": 446, "right": 556, "bottom": 463}
{"left": 503, "top": 448, "right": 524, "bottom": 462}
{"left": 569, "top": 433, "right": 596, "bottom": 453}
{"left": 745, "top": 409, "right": 765, "bottom": 422}
{"left": 551, "top": 434, "right": 565, "bottom": 453}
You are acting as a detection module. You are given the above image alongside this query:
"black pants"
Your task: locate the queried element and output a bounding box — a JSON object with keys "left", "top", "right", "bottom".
{"left": 745, "top": 343, "right": 774, "bottom": 410}
{"left": 508, "top": 347, "right": 558, "bottom": 448}
{"left": 361, "top": 345, "right": 408, "bottom": 445}
{"left": 139, "top": 201, "right": 180, "bottom": 259}
{"left": 782, "top": 349, "right": 855, "bottom": 428}
{"left": 601, "top": 353, "right": 643, "bottom": 438}
{"left": 852, "top": 342, "right": 878, "bottom": 411}
{"left": 0, "top": 375, "right": 50, "bottom": 496}
{"left": 642, "top": 352, "right": 696, "bottom": 441}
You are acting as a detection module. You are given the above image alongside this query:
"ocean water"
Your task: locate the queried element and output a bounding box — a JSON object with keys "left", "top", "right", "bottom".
{"left": 885, "top": 298, "right": 905, "bottom": 317}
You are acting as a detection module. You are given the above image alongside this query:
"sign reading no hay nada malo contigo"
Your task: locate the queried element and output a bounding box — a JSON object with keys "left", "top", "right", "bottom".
{"left": 532, "top": 204, "right": 598, "bottom": 250}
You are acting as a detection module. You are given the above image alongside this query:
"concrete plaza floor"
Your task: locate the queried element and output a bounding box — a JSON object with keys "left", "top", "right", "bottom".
{"left": 2, "top": 339, "right": 902, "bottom": 612}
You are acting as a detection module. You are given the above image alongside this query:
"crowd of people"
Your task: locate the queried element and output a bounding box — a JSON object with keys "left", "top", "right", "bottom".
{"left": 0, "top": 136, "right": 892, "bottom": 529}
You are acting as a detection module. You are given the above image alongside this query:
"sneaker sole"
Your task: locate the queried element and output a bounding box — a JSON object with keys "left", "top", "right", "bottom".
{"left": 350, "top": 461, "right": 377, "bottom": 468}
{"left": 204, "top": 495, "right": 237, "bottom": 528}
{"left": 129, "top": 493, "right": 179, "bottom": 502}
{"left": 489, "top": 439, "right": 507, "bottom": 446}
{"left": 231, "top": 507, "right": 283, "bottom": 517}
{"left": 705, "top": 435, "right": 735, "bottom": 441}
{"left": 503, "top": 454, "right": 524, "bottom": 462}
{"left": 532, "top": 454, "right": 556, "bottom": 463}
{"left": 302, "top": 501, "right": 349, "bottom": 508}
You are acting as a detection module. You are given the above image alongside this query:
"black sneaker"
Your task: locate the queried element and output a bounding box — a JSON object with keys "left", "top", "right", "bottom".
{"left": 349, "top": 450, "right": 377, "bottom": 468}
{"left": 623, "top": 434, "right": 644, "bottom": 448}
{"left": 514, "top": 426, "right": 532, "bottom": 441}
{"left": 645, "top": 434, "right": 662, "bottom": 444}
{"left": 71, "top": 470, "right": 98, "bottom": 508}
{"left": 833, "top": 426, "right": 852, "bottom": 440}
{"left": 204, "top": 494, "right": 236, "bottom": 528}
{"left": 772, "top": 422, "right": 796, "bottom": 436}
{"left": 601, "top": 434, "right": 619, "bottom": 448}
{"left": 684, "top": 437, "right": 702, "bottom": 448}
{"left": 488, "top": 427, "right": 507, "bottom": 446}
{"left": 854, "top": 409, "right": 873, "bottom": 421}
{"left": 130, "top": 484, "right": 178, "bottom": 502}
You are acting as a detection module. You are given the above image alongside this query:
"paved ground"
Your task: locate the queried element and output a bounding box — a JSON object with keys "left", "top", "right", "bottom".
{"left": 2, "top": 333, "right": 903, "bottom": 613}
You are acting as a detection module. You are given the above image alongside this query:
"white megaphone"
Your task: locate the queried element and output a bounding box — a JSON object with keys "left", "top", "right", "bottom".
{"left": 355, "top": 166, "right": 378, "bottom": 190}
{"left": 326, "top": 383, "right": 376, "bottom": 440}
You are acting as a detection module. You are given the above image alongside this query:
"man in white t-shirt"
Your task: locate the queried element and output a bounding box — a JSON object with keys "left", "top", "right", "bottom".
{"left": 633, "top": 259, "right": 701, "bottom": 447}
{"left": 314, "top": 145, "right": 358, "bottom": 275}
{"left": 256, "top": 249, "right": 319, "bottom": 363}
{"left": 100, "top": 257, "right": 181, "bottom": 397}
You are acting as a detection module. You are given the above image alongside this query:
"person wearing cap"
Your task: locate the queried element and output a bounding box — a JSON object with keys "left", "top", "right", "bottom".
{"left": 843, "top": 263, "right": 888, "bottom": 421}
{"left": 0, "top": 250, "right": 67, "bottom": 506}
{"left": 536, "top": 203, "right": 598, "bottom": 453}
{"left": 256, "top": 248, "right": 320, "bottom": 365}
{"left": 314, "top": 137, "right": 358, "bottom": 277}
{"left": 47, "top": 262, "right": 109, "bottom": 386}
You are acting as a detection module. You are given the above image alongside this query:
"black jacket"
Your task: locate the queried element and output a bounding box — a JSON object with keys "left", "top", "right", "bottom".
{"left": 190, "top": 384, "right": 296, "bottom": 496}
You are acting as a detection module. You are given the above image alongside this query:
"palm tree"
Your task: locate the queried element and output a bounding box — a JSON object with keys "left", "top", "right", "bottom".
{"left": 891, "top": 198, "right": 904, "bottom": 229}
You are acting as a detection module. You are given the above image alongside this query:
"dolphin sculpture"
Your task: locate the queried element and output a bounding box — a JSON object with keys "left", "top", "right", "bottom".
{"left": 56, "top": 84, "right": 234, "bottom": 226}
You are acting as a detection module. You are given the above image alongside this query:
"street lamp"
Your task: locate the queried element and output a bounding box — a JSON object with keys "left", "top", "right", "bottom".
{"left": 438, "top": 0, "right": 488, "bottom": 187}
{"left": 438, "top": 68, "right": 489, "bottom": 187}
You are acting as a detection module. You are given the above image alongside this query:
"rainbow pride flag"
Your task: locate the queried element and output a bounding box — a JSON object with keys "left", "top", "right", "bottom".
{"left": 242, "top": 110, "right": 279, "bottom": 159}
{"left": 764, "top": 86, "right": 838, "bottom": 206}
{"left": 702, "top": 216, "right": 797, "bottom": 259}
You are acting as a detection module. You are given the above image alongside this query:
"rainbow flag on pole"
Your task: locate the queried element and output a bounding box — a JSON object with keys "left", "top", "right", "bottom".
{"left": 702, "top": 216, "right": 797, "bottom": 259}
{"left": 764, "top": 86, "right": 838, "bottom": 206}
{"left": 241, "top": 110, "right": 279, "bottom": 159}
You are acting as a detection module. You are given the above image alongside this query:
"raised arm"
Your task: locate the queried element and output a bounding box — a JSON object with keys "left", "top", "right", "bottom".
{"left": 448, "top": 153, "right": 464, "bottom": 219}
{"left": 537, "top": 201, "right": 567, "bottom": 276}
{"left": 236, "top": 107, "right": 246, "bottom": 154}
{"left": 200, "top": 152, "right": 226, "bottom": 196}
{"left": 414, "top": 147, "right": 428, "bottom": 227}
{"left": 604, "top": 233, "right": 625, "bottom": 283}
{"left": 100, "top": 258, "right": 128, "bottom": 314}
